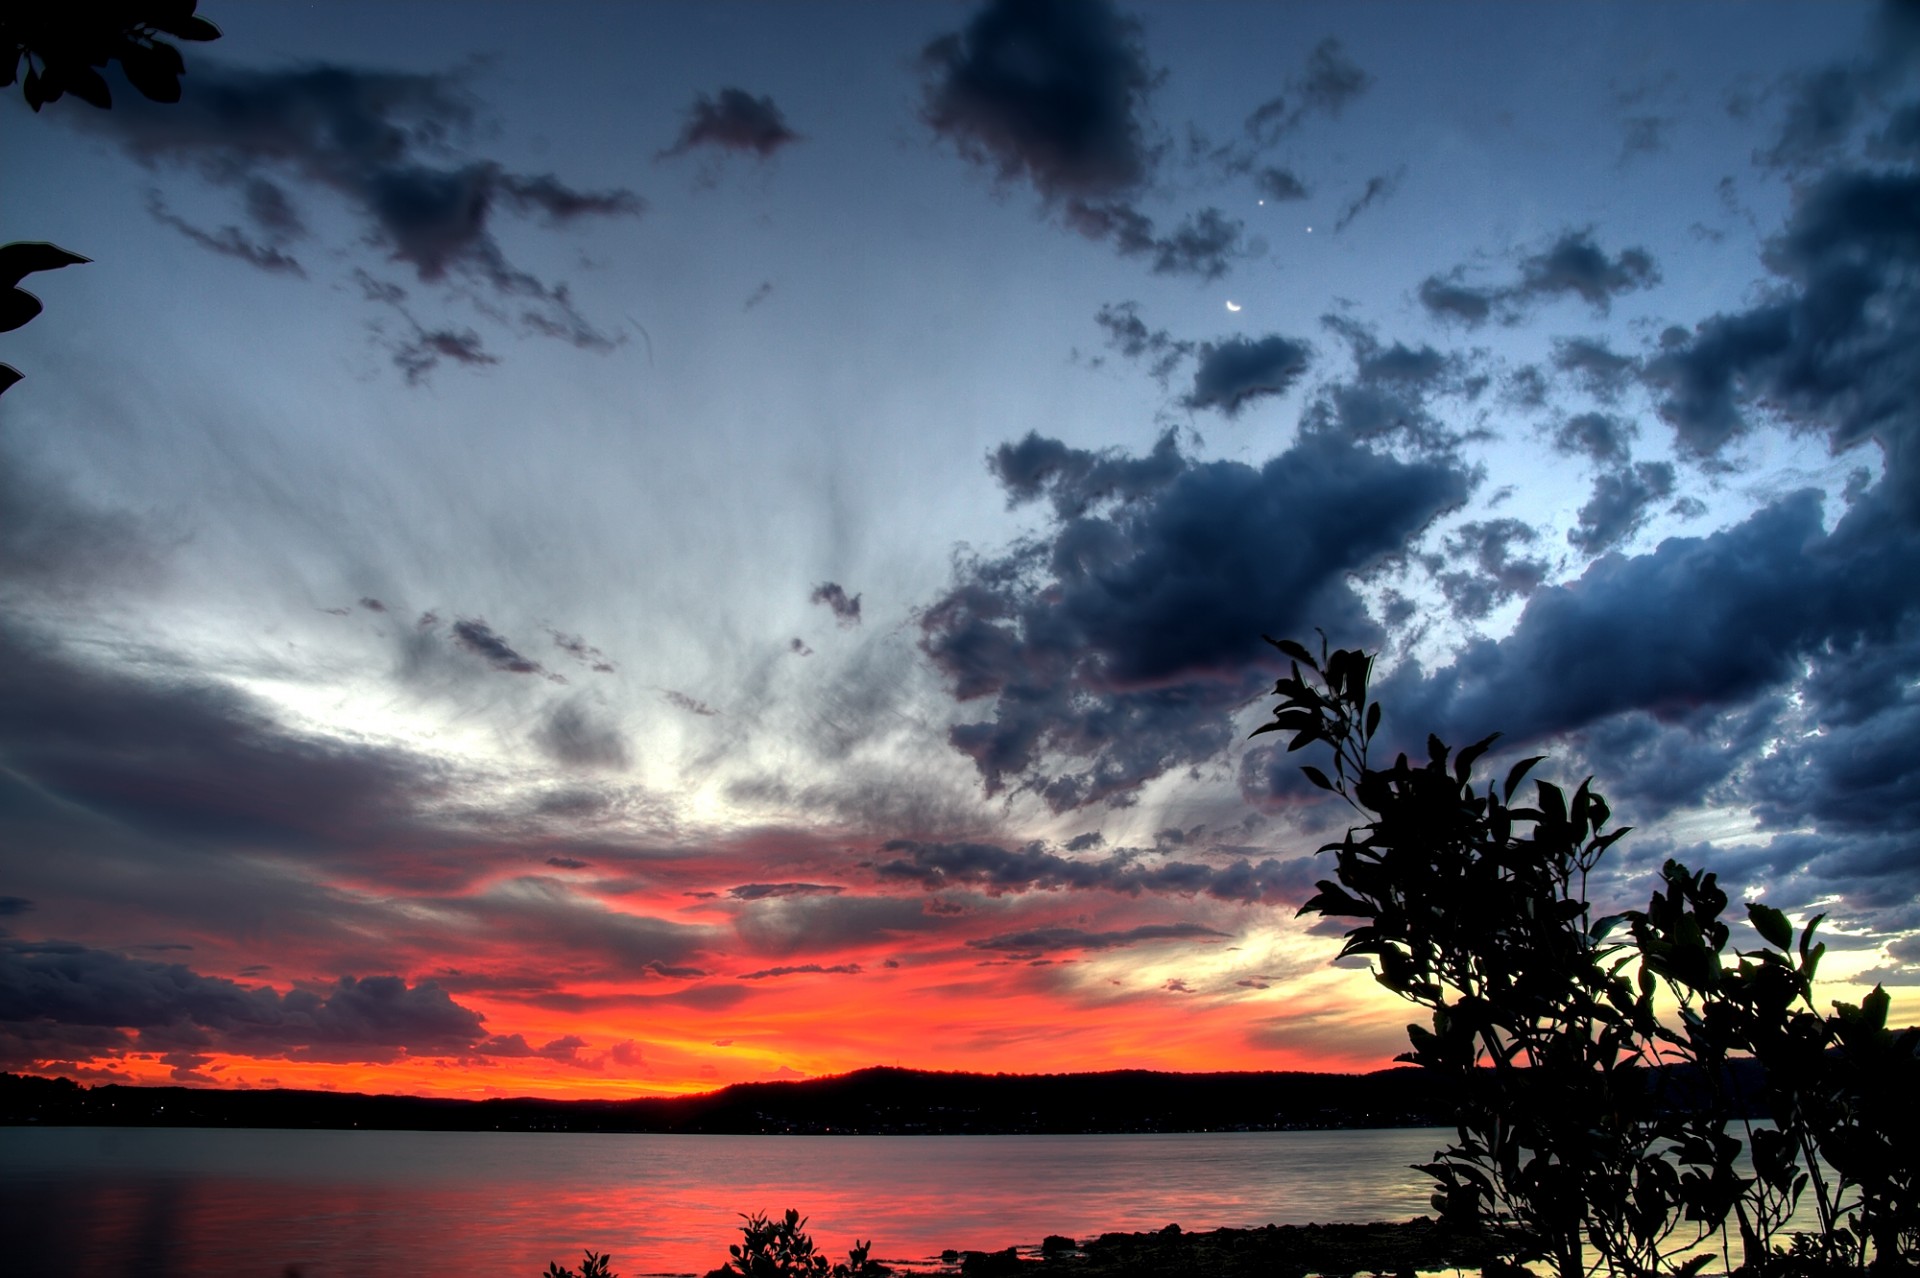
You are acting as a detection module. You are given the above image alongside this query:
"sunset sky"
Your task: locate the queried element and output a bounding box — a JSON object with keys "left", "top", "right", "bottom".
{"left": 4, "top": 0, "right": 1919, "bottom": 1099}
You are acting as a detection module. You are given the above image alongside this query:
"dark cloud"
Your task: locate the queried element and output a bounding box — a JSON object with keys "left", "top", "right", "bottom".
{"left": 1332, "top": 168, "right": 1402, "bottom": 232}
{"left": 920, "top": 0, "right": 1245, "bottom": 279}
{"left": 1553, "top": 412, "right": 1638, "bottom": 465}
{"left": 0, "top": 940, "right": 487, "bottom": 1066}
{"left": 0, "top": 620, "right": 447, "bottom": 852}
{"left": 68, "top": 59, "right": 639, "bottom": 370}
{"left": 659, "top": 88, "right": 801, "bottom": 160}
{"left": 1390, "top": 485, "right": 1920, "bottom": 756}
{"left": 535, "top": 701, "right": 631, "bottom": 770}
{"left": 1643, "top": 168, "right": 1920, "bottom": 518}
{"left": 920, "top": 0, "right": 1158, "bottom": 201}
{"left": 1870, "top": 100, "right": 1920, "bottom": 159}
{"left": 1245, "top": 39, "right": 1371, "bottom": 145}
{"left": 1419, "top": 231, "right": 1659, "bottom": 326}
{"left": 726, "top": 883, "right": 845, "bottom": 901}
{"left": 810, "top": 582, "right": 863, "bottom": 627}
{"left": 1184, "top": 334, "right": 1314, "bottom": 416}
{"left": 1433, "top": 518, "right": 1549, "bottom": 620}
{"left": 545, "top": 857, "right": 589, "bottom": 870}
{"left": 1299, "top": 320, "right": 1464, "bottom": 453}
{"left": 392, "top": 325, "right": 499, "bottom": 384}
{"left": 737, "top": 963, "right": 863, "bottom": 980}
{"left": 921, "top": 430, "right": 1467, "bottom": 808}
{"left": 1551, "top": 338, "right": 1640, "bottom": 402}
{"left": 789, "top": 638, "right": 813, "bottom": 656}
{"left": 989, "top": 428, "right": 1185, "bottom": 519}
{"left": 873, "top": 839, "right": 1320, "bottom": 905}
{"left": 1062, "top": 200, "right": 1245, "bottom": 280}
{"left": 549, "top": 629, "right": 615, "bottom": 674}
{"left": 1567, "top": 462, "right": 1677, "bottom": 556}
{"left": 661, "top": 689, "right": 719, "bottom": 718}
{"left": 1254, "top": 166, "right": 1309, "bottom": 201}
{"left": 967, "top": 922, "right": 1229, "bottom": 958}
{"left": 1093, "top": 301, "right": 1192, "bottom": 383}
{"left": 0, "top": 897, "right": 34, "bottom": 916}
{"left": 450, "top": 618, "right": 543, "bottom": 674}
{"left": 145, "top": 192, "right": 305, "bottom": 276}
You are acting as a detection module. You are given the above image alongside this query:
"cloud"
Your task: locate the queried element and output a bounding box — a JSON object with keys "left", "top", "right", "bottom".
{"left": 737, "top": 963, "right": 863, "bottom": 980}
{"left": 1419, "top": 230, "right": 1660, "bottom": 326}
{"left": 0, "top": 940, "right": 488, "bottom": 1067}
{"left": 810, "top": 582, "right": 863, "bottom": 627}
{"left": 67, "top": 58, "right": 640, "bottom": 373}
{"left": 922, "top": 430, "right": 1468, "bottom": 808}
{"left": 726, "top": 883, "right": 845, "bottom": 901}
{"left": 1298, "top": 319, "right": 1466, "bottom": 453}
{"left": 1244, "top": 39, "right": 1372, "bottom": 145}
{"left": 873, "top": 839, "right": 1320, "bottom": 905}
{"left": 989, "top": 428, "right": 1185, "bottom": 520}
{"left": 0, "top": 619, "right": 448, "bottom": 853}
{"left": 661, "top": 689, "right": 719, "bottom": 718}
{"left": 1254, "top": 166, "right": 1309, "bottom": 201}
{"left": 1093, "top": 301, "right": 1192, "bottom": 383}
{"left": 392, "top": 325, "right": 499, "bottom": 384}
{"left": 920, "top": 0, "right": 1243, "bottom": 279}
{"left": 145, "top": 192, "right": 305, "bottom": 276}
{"left": 1061, "top": 200, "right": 1245, "bottom": 280}
{"left": 1332, "top": 168, "right": 1403, "bottom": 232}
{"left": 1551, "top": 338, "right": 1640, "bottom": 402}
{"left": 1184, "top": 334, "right": 1314, "bottom": 416}
{"left": 920, "top": 0, "right": 1158, "bottom": 201}
{"left": 967, "top": 922, "right": 1229, "bottom": 958}
{"left": 659, "top": 88, "right": 801, "bottom": 159}
{"left": 1567, "top": 462, "right": 1677, "bottom": 556}
{"left": 1433, "top": 518, "right": 1549, "bottom": 620}
{"left": 1642, "top": 167, "right": 1920, "bottom": 518}
{"left": 1553, "top": 411, "right": 1638, "bottom": 465}
{"left": 1390, "top": 485, "right": 1920, "bottom": 758}
{"left": 451, "top": 618, "right": 544, "bottom": 674}
{"left": 535, "top": 700, "right": 631, "bottom": 770}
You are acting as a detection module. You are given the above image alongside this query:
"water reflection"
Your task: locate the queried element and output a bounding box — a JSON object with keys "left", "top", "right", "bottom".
{"left": 6, "top": 1127, "right": 1449, "bottom": 1277}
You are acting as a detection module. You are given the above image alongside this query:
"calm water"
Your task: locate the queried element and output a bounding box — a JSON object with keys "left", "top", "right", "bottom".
{"left": 3, "top": 1125, "right": 1450, "bottom": 1278}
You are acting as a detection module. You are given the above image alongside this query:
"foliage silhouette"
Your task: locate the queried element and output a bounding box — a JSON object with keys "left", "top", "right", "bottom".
{"left": 1, "top": 1, "right": 219, "bottom": 397}
{"left": 1258, "top": 635, "right": 1917, "bottom": 1276}
{"left": 716, "top": 1209, "right": 880, "bottom": 1278}
{"left": 544, "top": 1252, "right": 616, "bottom": 1278}
{"left": 4, "top": 0, "right": 220, "bottom": 111}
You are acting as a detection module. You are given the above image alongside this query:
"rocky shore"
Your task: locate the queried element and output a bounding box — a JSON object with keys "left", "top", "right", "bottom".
{"left": 932, "top": 1219, "right": 1513, "bottom": 1278}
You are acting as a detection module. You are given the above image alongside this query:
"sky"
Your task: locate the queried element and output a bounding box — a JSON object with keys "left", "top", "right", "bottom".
{"left": 3, "top": 0, "right": 1918, "bottom": 1100}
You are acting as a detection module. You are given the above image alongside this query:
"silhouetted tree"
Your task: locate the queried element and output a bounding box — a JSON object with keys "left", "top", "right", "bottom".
{"left": 1259, "top": 635, "right": 1917, "bottom": 1276}
{"left": 1, "top": 1, "right": 220, "bottom": 397}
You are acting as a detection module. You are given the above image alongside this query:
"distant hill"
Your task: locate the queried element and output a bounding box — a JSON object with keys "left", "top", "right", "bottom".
{"left": 0, "top": 1065, "right": 1456, "bottom": 1134}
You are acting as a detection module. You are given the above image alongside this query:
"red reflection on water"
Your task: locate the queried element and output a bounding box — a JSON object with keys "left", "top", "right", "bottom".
{"left": 9, "top": 1128, "right": 1447, "bottom": 1278}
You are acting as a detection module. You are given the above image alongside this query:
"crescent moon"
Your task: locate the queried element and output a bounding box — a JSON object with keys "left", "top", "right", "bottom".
{"left": 1225, "top": 301, "right": 1242, "bottom": 312}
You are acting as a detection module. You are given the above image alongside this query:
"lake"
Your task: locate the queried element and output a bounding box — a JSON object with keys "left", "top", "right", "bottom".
{"left": 4, "top": 1125, "right": 1451, "bottom": 1277}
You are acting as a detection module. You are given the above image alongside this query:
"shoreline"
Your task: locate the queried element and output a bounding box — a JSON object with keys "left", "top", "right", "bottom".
{"left": 860, "top": 1220, "right": 1509, "bottom": 1278}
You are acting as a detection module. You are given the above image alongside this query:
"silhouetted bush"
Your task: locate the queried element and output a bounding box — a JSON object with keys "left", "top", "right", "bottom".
{"left": 1260, "top": 635, "right": 1918, "bottom": 1276}
{"left": 544, "top": 1252, "right": 616, "bottom": 1278}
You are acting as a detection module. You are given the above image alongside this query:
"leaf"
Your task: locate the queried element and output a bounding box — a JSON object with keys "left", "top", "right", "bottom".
{"left": 0, "top": 364, "right": 22, "bottom": 397}
{"left": 1266, "top": 635, "right": 1317, "bottom": 668}
{"left": 65, "top": 64, "right": 114, "bottom": 109}
{"left": 1503, "top": 755, "right": 1545, "bottom": 802}
{"left": 0, "top": 289, "right": 44, "bottom": 334}
{"left": 1454, "top": 732, "right": 1499, "bottom": 783}
{"left": 0, "top": 241, "right": 92, "bottom": 289}
{"left": 121, "top": 51, "right": 183, "bottom": 104}
{"left": 1301, "top": 765, "right": 1334, "bottom": 791}
{"left": 1365, "top": 701, "right": 1381, "bottom": 739}
{"left": 1748, "top": 902, "right": 1793, "bottom": 951}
